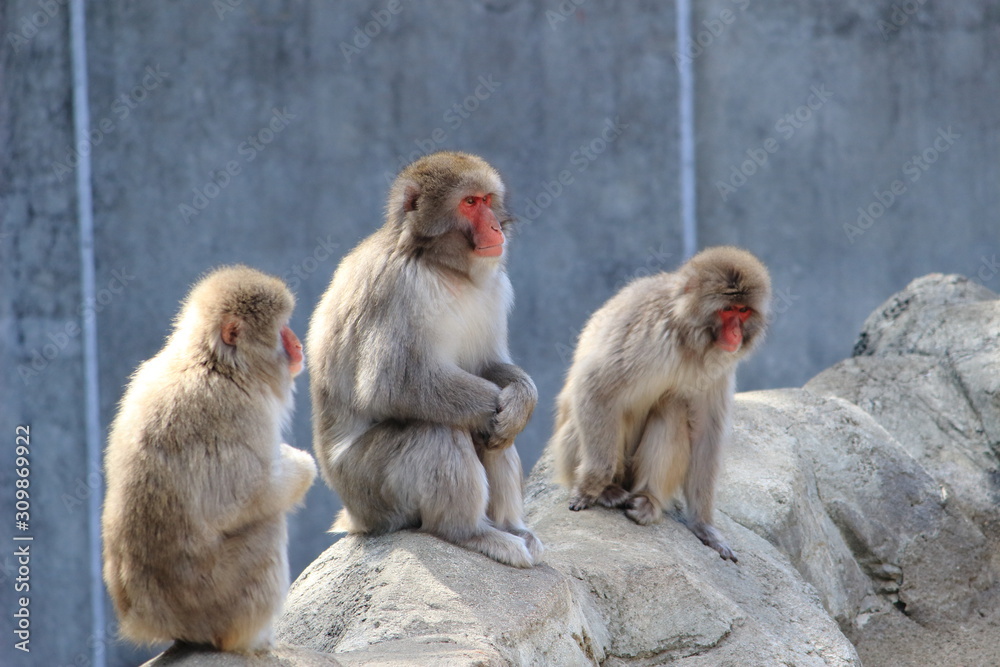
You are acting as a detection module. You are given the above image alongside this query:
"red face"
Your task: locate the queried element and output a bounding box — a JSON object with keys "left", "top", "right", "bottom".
{"left": 716, "top": 305, "right": 752, "bottom": 352}
{"left": 281, "top": 325, "right": 304, "bottom": 376}
{"left": 458, "top": 193, "right": 504, "bottom": 258}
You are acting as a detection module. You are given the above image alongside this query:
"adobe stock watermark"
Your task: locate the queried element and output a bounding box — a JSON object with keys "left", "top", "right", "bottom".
{"left": 281, "top": 234, "right": 340, "bottom": 292}
{"left": 5, "top": 0, "right": 67, "bottom": 53}
{"left": 612, "top": 243, "right": 674, "bottom": 292}
{"left": 515, "top": 116, "right": 629, "bottom": 222}
{"left": 673, "top": 0, "right": 752, "bottom": 67}
{"left": 178, "top": 107, "right": 297, "bottom": 223}
{"left": 546, "top": 0, "right": 587, "bottom": 30}
{"left": 61, "top": 465, "right": 103, "bottom": 513}
{"left": 843, "top": 126, "right": 959, "bottom": 244}
{"left": 382, "top": 75, "right": 502, "bottom": 184}
{"left": 17, "top": 268, "right": 136, "bottom": 383}
{"left": 50, "top": 65, "right": 169, "bottom": 182}
{"left": 340, "top": 0, "right": 405, "bottom": 64}
{"left": 970, "top": 253, "right": 1000, "bottom": 287}
{"left": 715, "top": 84, "right": 833, "bottom": 202}
{"left": 877, "top": 0, "right": 928, "bottom": 40}
{"left": 771, "top": 285, "right": 800, "bottom": 317}
{"left": 213, "top": 0, "right": 245, "bottom": 20}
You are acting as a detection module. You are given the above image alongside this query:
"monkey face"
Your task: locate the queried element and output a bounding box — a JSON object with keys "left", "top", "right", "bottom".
{"left": 458, "top": 193, "right": 505, "bottom": 257}
{"left": 716, "top": 305, "right": 753, "bottom": 352}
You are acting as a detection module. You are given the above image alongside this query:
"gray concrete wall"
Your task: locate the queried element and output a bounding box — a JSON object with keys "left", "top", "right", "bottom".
{"left": 1, "top": 1, "right": 996, "bottom": 665}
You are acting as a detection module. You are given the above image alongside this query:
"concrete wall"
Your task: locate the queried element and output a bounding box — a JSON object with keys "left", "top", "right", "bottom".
{"left": 1, "top": 1, "right": 996, "bottom": 665}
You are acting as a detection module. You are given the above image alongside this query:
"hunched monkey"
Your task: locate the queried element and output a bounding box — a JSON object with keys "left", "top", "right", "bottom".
{"left": 550, "top": 246, "right": 771, "bottom": 562}
{"left": 102, "top": 265, "right": 317, "bottom": 651}
{"left": 308, "top": 151, "right": 542, "bottom": 568}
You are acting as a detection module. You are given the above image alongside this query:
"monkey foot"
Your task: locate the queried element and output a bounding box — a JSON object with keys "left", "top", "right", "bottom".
{"left": 597, "top": 484, "right": 631, "bottom": 508}
{"left": 689, "top": 522, "right": 738, "bottom": 563}
{"left": 624, "top": 494, "right": 663, "bottom": 525}
{"left": 568, "top": 491, "right": 596, "bottom": 511}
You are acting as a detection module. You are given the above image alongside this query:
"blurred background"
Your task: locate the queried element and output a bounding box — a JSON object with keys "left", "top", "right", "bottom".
{"left": 1, "top": 1, "right": 997, "bottom": 665}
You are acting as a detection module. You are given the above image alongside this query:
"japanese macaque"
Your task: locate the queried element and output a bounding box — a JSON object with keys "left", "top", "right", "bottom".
{"left": 102, "top": 266, "right": 317, "bottom": 652}
{"left": 550, "top": 246, "right": 771, "bottom": 562}
{"left": 307, "top": 151, "right": 542, "bottom": 568}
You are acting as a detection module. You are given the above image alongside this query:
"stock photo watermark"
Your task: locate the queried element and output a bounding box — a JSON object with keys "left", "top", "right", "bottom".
{"left": 515, "top": 116, "right": 629, "bottom": 222}
{"left": 5, "top": 0, "right": 67, "bottom": 53}
{"left": 17, "top": 269, "right": 136, "bottom": 383}
{"left": 281, "top": 234, "right": 341, "bottom": 292}
{"left": 12, "top": 425, "right": 32, "bottom": 653}
{"left": 50, "top": 65, "right": 170, "bottom": 182}
{"left": 969, "top": 254, "right": 999, "bottom": 287}
{"left": 715, "top": 84, "right": 833, "bottom": 201}
{"left": 382, "top": 74, "right": 502, "bottom": 183}
{"left": 547, "top": 0, "right": 587, "bottom": 29}
{"left": 843, "top": 126, "right": 959, "bottom": 244}
{"left": 877, "top": 0, "right": 929, "bottom": 40}
{"left": 178, "top": 107, "right": 297, "bottom": 223}
{"left": 673, "top": 0, "right": 752, "bottom": 67}
{"left": 340, "top": 0, "right": 405, "bottom": 64}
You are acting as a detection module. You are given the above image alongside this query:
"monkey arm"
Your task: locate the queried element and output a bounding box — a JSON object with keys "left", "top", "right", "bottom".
{"left": 683, "top": 377, "right": 734, "bottom": 526}
{"left": 355, "top": 351, "right": 500, "bottom": 431}
{"left": 479, "top": 362, "right": 538, "bottom": 450}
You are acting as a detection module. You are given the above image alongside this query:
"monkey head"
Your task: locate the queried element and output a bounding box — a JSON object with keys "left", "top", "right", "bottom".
{"left": 176, "top": 265, "right": 303, "bottom": 385}
{"left": 386, "top": 151, "right": 512, "bottom": 273}
{"left": 676, "top": 246, "right": 771, "bottom": 355}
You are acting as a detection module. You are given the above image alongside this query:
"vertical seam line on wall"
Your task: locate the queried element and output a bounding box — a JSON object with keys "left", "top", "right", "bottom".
{"left": 677, "top": 0, "right": 697, "bottom": 259}
{"left": 69, "top": 1, "right": 107, "bottom": 665}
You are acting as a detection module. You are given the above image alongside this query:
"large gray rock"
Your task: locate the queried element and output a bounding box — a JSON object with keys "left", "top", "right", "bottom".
{"left": 808, "top": 274, "right": 1000, "bottom": 527}
{"left": 722, "top": 388, "right": 991, "bottom": 631}
{"left": 276, "top": 455, "right": 861, "bottom": 666}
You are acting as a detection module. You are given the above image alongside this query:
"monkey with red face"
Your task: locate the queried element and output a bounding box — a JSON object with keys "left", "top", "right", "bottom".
{"left": 550, "top": 246, "right": 771, "bottom": 562}
{"left": 308, "top": 151, "right": 542, "bottom": 568}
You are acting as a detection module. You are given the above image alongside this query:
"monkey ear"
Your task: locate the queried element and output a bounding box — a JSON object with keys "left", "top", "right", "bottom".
{"left": 220, "top": 315, "right": 241, "bottom": 347}
{"left": 403, "top": 183, "right": 420, "bottom": 212}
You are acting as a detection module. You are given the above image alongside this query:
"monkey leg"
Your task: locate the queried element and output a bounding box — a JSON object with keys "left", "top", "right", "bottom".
{"left": 682, "top": 389, "right": 738, "bottom": 562}
{"left": 568, "top": 396, "right": 628, "bottom": 512}
{"left": 343, "top": 422, "right": 534, "bottom": 567}
{"left": 626, "top": 400, "right": 691, "bottom": 526}
{"left": 480, "top": 446, "right": 544, "bottom": 560}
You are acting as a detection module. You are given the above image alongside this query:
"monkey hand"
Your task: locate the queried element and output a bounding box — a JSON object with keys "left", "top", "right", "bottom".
{"left": 279, "top": 443, "right": 318, "bottom": 508}
{"left": 483, "top": 382, "right": 535, "bottom": 450}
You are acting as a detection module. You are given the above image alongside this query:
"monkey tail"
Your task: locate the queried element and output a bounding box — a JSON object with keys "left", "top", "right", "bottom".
{"left": 330, "top": 508, "right": 358, "bottom": 534}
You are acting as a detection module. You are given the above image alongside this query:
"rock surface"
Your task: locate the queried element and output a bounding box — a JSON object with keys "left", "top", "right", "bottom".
{"left": 158, "top": 275, "right": 1000, "bottom": 665}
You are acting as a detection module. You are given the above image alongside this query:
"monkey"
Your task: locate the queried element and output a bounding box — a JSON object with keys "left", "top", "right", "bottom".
{"left": 101, "top": 265, "right": 317, "bottom": 652}
{"left": 307, "top": 151, "right": 542, "bottom": 568}
{"left": 549, "top": 246, "right": 771, "bottom": 562}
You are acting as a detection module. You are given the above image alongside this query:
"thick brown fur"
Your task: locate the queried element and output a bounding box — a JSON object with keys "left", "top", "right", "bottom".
{"left": 102, "top": 265, "right": 317, "bottom": 651}
{"left": 549, "top": 246, "right": 771, "bottom": 562}
{"left": 308, "top": 151, "right": 542, "bottom": 568}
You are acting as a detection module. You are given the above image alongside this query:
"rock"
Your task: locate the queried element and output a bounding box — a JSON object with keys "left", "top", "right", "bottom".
{"left": 276, "top": 452, "right": 861, "bottom": 666}
{"left": 808, "top": 274, "right": 1000, "bottom": 527}
{"left": 721, "top": 389, "right": 990, "bottom": 631}
{"left": 140, "top": 643, "right": 342, "bottom": 666}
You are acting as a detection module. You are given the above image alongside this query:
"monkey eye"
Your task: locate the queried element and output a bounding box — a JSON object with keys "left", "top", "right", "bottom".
{"left": 722, "top": 306, "right": 733, "bottom": 312}
{"left": 739, "top": 307, "right": 750, "bottom": 313}
{"left": 464, "top": 196, "right": 477, "bottom": 206}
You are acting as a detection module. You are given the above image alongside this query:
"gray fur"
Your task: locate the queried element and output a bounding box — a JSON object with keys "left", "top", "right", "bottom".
{"left": 549, "top": 246, "right": 771, "bottom": 562}
{"left": 308, "top": 152, "right": 542, "bottom": 568}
